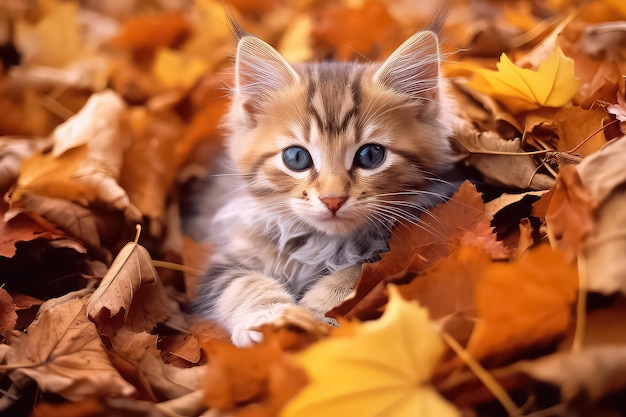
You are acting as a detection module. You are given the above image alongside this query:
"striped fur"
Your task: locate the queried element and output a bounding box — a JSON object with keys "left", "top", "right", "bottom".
{"left": 193, "top": 31, "right": 456, "bottom": 346}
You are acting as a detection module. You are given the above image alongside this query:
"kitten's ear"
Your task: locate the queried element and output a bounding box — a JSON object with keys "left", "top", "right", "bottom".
{"left": 235, "top": 36, "right": 299, "bottom": 112}
{"left": 373, "top": 31, "right": 441, "bottom": 103}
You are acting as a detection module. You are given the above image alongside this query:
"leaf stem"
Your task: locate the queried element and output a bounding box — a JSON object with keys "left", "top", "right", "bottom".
{"left": 440, "top": 330, "right": 522, "bottom": 417}
{"left": 133, "top": 224, "right": 141, "bottom": 245}
{"left": 568, "top": 119, "right": 619, "bottom": 154}
{"left": 151, "top": 260, "right": 203, "bottom": 274}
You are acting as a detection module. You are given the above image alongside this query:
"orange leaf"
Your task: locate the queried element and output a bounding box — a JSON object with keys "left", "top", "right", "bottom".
{"left": 545, "top": 164, "right": 594, "bottom": 261}
{"left": 201, "top": 336, "right": 307, "bottom": 417}
{"left": 331, "top": 181, "right": 507, "bottom": 320}
{"left": 466, "top": 245, "right": 578, "bottom": 364}
{"left": 111, "top": 11, "right": 190, "bottom": 50}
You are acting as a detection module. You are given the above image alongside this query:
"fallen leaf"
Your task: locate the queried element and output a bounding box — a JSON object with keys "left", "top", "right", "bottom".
{"left": 576, "top": 135, "right": 626, "bottom": 204}
{"left": 468, "top": 45, "right": 581, "bottom": 112}
{"left": 516, "top": 346, "right": 626, "bottom": 402}
{"left": 15, "top": 0, "right": 84, "bottom": 67}
{"left": 397, "top": 245, "right": 489, "bottom": 344}
{"left": 0, "top": 288, "right": 17, "bottom": 336}
{"left": 152, "top": 48, "right": 209, "bottom": 90}
{"left": 545, "top": 164, "right": 594, "bottom": 261}
{"left": 282, "top": 287, "right": 459, "bottom": 417}
{"left": 332, "top": 181, "right": 507, "bottom": 320}
{"left": 31, "top": 398, "right": 104, "bottom": 417}
{"left": 0, "top": 137, "right": 51, "bottom": 192}
{"left": 466, "top": 244, "right": 578, "bottom": 364}
{"left": 111, "top": 11, "right": 190, "bottom": 50}
{"left": 108, "top": 329, "right": 197, "bottom": 402}
{"left": 310, "top": 0, "right": 405, "bottom": 61}
{"left": 522, "top": 106, "right": 609, "bottom": 156}
{"left": 11, "top": 90, "right": 141, "bottom": 220}
{"left": 119, "top": 108, "right": 179, "bottom": 235}
{"left": 0, "top": 209, "right": 73, "bottom": 258}
{"left": 86, "top": 236, "right": 168, "bottom": 334}
{"left": 452, "top": 120, "right": 555, "bottom": 190}
{"left": 202, "top": 334, "right": 308, "bottom": 417}
{"left": 4, "top": 298, "right": 135, "bottom": 400}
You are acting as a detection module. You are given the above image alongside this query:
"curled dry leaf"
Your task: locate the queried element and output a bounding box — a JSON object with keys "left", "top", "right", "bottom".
{"left": 109, "top": 329, "right": 199, "bottom": 402}
{"left": 11, "top": 90, "right": 141, "bottom": 221}
{"left": 0, "top": 288, "right": 17, "bottom": 336}
{"left": 86, "top": 237, "right": 171, "bottom": 334}
{"left": 282, "top": 287, "right": 459, "bottom": 417}
{"left": 453, "top": 119, "right": 555, "bottom": 190}
{"left": 515, "top": 346, "right": 626, "bottom": 402}
{"left": 4, "top": 298, "right": 135, "bottom": 400}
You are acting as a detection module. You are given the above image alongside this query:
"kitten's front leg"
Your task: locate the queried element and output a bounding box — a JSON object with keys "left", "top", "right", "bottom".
{"left": 213, "top": 272, "right": 295, "bottom": 347}
{"left": 299, "top": 265, "right": 361, "bottom": 326}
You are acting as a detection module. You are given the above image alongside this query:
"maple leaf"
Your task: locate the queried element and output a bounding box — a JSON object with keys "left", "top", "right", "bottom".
{"left": 468, "top": 46, "right": 581, "bottom": 112}
{"left": 332, "top": 181, "right": 507, "bottom": 320}
{"left": 281, "top": 287, "right": 459, "bottom": 417}
{"left": 466, "top": 244, "right": 578, "bottom": 364}
{"left": 3, "top": 298, "right": 135, "bottom": 400}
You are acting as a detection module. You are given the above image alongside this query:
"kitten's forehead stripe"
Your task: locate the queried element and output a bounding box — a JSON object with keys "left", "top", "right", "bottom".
{"left": 303, "top": 63, "right": 364, "bottom": 137}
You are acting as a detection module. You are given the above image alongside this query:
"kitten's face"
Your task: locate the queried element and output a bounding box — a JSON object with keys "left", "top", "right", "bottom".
{"left": 226, "top": 32, "right": 454, "bottom": 236}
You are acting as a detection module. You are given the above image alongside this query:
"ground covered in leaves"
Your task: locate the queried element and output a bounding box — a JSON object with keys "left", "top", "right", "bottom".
{"left": 0, "top": 0, "right": 626, "bottom": 416}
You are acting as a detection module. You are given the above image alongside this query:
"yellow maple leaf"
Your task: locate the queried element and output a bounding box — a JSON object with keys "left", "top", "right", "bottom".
{"left": 281, "top": 287, "right": 459, "bottom": 417}
{"left": 468, "top": 46, "right": 580, "bottom": 112}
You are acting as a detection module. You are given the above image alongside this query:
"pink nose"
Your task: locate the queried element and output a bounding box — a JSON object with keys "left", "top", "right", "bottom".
{"left": 320, "top": 197, "right": 347, "bottom": 213}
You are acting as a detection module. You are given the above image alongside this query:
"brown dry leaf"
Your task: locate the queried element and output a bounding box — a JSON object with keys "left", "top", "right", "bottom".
{"left": 0, "top": 288, "right": 17, "bottom": 336}
{"left": 86, "top": 235, "right": 171, "bottom": 334}
{"left": 0, "top": 137, "right": 51, "bottom": 192}
{"left": 11, "top": 91, "right": 140, "bottom": 220}
{"left": 119, "top": 108, "right": 179, "bottom": 235}
{"left": 397, "top": 245, "right": 490, "bottom": 344}
{"left": 453, "top": 119, "right": 555, "bottom": 190}
{"left": 111, "top": 11, "right": 190, "bottom": 50}
{"left": 516, "top": 346, "right": 626, "bottom": 402}
{"left": 575, "top": 137, "right": 626, "bottom": 293}
{"left": 0, "top": 209, "right": 73, "bottom": 258}
{"left": 310, "top": 0, "right": 405, "bottom": 61}
{"left": 108, "top": 329, "right": 198, "bottom": 402}
{"left": 332, "top": 181, "right": 507, "bottom": 320}
{"left": 6, "top": 193, "right": 107, "bottom": 253}
{"left": 545, "top": 164, "right": 595, "bottom": 261}
{"left": 161, "top": 320, "right": 229, "bottom": 366}
{"left": 3, "top": 298, "right": 135, "bottom": 400}
{"left": 31, "top": 398, "right": 104, "bottom": 417}
{"left": 202, "top": 336, "right": 308, "bottom": 417}
{"left": 466, "top": 244, "right": 578, "bottom": 364}
{"left": 523, "top": 106, "right": 609, "bottom": 156}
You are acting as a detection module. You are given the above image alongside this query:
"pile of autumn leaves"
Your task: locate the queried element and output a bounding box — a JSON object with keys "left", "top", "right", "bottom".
{"left": 0, "top": 0, "right": 626, "bottom": 416}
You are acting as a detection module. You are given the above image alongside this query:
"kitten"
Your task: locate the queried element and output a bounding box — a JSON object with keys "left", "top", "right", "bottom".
{"left": 191, "top": 29, "right": 456, "bottom": 347}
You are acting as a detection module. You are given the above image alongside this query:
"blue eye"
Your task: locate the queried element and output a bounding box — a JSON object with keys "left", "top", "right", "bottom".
{"left": 283, "top": 146, "right": 313, "bottom": 171}
{"left": 354, "top": 144, "right": 385, "bottom": 169}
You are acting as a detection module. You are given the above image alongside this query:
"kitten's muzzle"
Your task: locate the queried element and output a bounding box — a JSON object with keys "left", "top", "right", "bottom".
{"left": 320, "top": 197, "right": 347, "bottom": 214}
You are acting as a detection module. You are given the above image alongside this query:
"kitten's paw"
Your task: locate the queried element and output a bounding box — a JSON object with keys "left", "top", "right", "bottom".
{"left": 308, "top": 309, "right": 339, "bottom": 328}
{"left": 230, "top": 304, "right": 290, "bottom": 347}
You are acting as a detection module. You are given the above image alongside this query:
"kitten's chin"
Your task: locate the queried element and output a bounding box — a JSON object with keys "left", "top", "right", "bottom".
{"left": 307, "top": 216, "right": 361, "bottom": 236}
